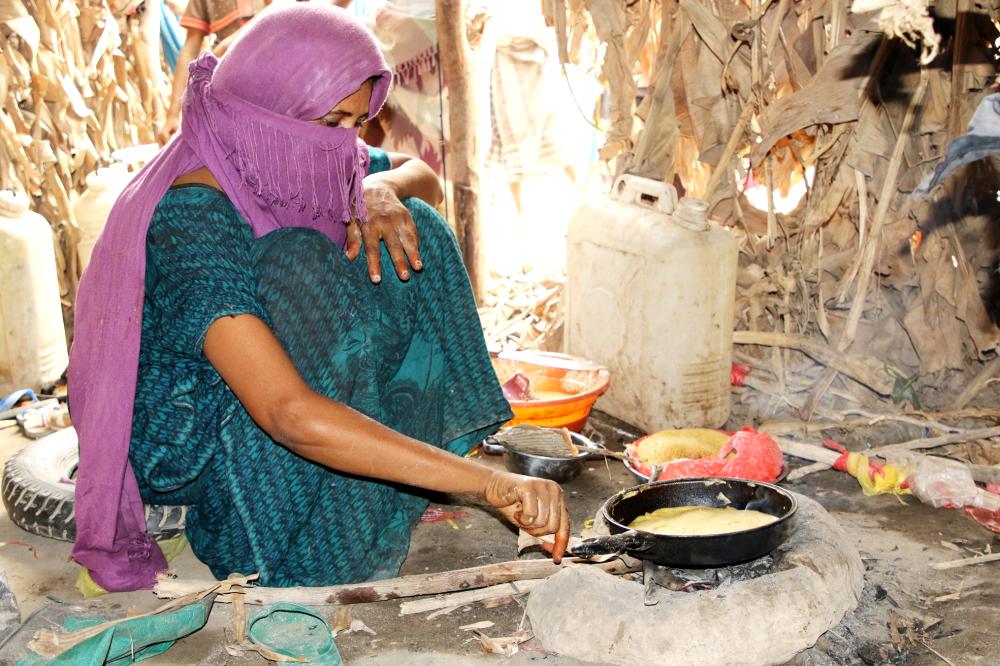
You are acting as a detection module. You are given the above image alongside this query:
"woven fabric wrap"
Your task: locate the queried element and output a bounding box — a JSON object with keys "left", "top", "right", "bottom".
{"left": 70, "top": 4, "right": 396, "bottom": 591}
{"left": 128, "top": 164, "right": 511, "bottom": 585}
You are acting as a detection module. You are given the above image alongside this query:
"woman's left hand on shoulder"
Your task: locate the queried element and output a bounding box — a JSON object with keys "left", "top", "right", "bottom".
{"left": 347, "top": 177, "right": 423, "bottom": 284}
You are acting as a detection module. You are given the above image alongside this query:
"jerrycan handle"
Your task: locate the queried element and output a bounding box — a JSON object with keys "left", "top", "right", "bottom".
{"left": 612, "top": 175, "right": 678, "bottom": 214}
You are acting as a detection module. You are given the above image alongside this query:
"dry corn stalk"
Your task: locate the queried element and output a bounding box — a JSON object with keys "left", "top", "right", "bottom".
{"left": 479, "top": 270, "right": 565, "bottom": 352}
{"left": 2, "top": 0, "right": 168, "bottom": 330}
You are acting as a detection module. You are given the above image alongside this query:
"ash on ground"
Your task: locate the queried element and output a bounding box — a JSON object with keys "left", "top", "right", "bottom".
{"left": 791, "top": 579, "right": 901, "bottom": 665}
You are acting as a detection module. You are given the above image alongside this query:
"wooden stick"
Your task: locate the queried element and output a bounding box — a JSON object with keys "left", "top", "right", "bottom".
{"left": 762, "top": 409, "right": 967, "bottom": 437}
{"left": 398, "top": 579, "right": 544, "bottom": 616}
{"left": 154, "top": 558, "right": 637, "bottom": 606}
{"left": 946, "top": 0, "right": 970, "bottom": 140}
{"left": 786, "top": 461, "right": 831, "bottom": 482}
{"left": 912, "top": 407, "right": 1000, "bottom": 422}
{"left": 931, "top": 552, "right": 1000, "bottom": 571}
{"left": 436, "top": 0, "right": 484, "bottom": 301}
{"left": 953, "top": 357, "right": 1000, "bottom": 410}
{"left": 800, "top": 367, "right": 838, "bottom": 422}
{"left": 828, "top": 0, "right": 845, "bottom": 51}
{"left": 740, "top": 370, "right": 851, "bottom": 419}
{"left": 764, "top": 156, "right": 777, "bottom": 249}
{"left": 704, "top": 102, "right": 756, "bottom": 203}
{"left": 576, "top": 446, "right": 631, "bottom": 462}
{"left": 842, "top": 409, "right": 965, "bottom": 434}
{"left": 969, "top": 464, "right": 1000, "bottom": 485}
{"left": 839, "top": 68, "right": 929, "bottom": 348}
{"left": 779, "top": 428, "right": 1000, "bottom": 463}
{"left": 763, "top": 0, "right": 790, "bottom": 57}
{"left": 561, "top": 428, "right": 580, "bottom": 457}
{"left": 733, "top": 330, "right": 897, "bottom": 395}
{"left": 762, "top": 417, "right": 878, "bottom": 436}
{"left": 774, "top": 437, "right": 841, "bottom": 466}
{"left": 870, "top": 426, "right": 1000, "bottom": 458}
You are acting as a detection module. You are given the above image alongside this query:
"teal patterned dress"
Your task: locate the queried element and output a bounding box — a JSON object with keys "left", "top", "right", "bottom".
{"left": 128, "top": 148, "right": 511, "bottom": 586}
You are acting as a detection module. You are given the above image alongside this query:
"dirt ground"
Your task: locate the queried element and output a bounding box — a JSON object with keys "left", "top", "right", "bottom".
{"left": 0, "top": 411, "right": 997, "bottom": 665}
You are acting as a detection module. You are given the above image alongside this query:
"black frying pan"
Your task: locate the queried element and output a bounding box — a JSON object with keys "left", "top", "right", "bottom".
{"left": 570, "top": 478, "right": 797, "bottom": 567}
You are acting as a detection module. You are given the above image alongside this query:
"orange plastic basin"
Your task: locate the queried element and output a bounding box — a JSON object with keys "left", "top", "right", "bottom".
{"left": 491, "top": 351, "right": 611, "bottom": 432}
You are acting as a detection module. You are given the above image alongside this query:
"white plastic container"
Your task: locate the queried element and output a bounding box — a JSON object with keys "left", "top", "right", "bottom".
{"left": 72, "top": 162, "right": 133, "bottom": 271}
{"left": 565, "top": 175, "right": 738, "bottom": 432}
{"left": 0, "top": 190, "right": 69, "bottom": 394}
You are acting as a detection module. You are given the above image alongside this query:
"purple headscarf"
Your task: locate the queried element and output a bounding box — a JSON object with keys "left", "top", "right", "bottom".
{"left": 69, "top": 4, "right": 392, "bottom": 592}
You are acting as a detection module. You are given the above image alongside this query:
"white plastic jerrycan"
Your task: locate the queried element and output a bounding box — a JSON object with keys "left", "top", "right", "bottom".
{"left": 72, "top": 162, "right": 133, "bottom": 272}
{"left": 0, "top": 190, "right": 69, "bottom": 394}
{"left": 565, "top": 175, "right": 738, "bottom": 431}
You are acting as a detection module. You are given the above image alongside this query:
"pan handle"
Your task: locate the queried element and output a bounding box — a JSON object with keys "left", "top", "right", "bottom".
{"left": 569, "top": 530, "right": 657, "bottom": 557}
{"left": 481, "top": 438, "right": 507, "bottom": 455}
{"left": 570, "top": 432, "right": 611, "bottom": 461}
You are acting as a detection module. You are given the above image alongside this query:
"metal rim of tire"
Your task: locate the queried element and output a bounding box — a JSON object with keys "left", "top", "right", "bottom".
{"left": 1, "top": 428, "right": 186, "bottom": 542}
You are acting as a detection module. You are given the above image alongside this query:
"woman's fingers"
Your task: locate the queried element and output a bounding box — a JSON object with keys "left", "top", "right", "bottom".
{"left": 361, "top": 223, "right": 382, "bottom": 283}
{"left": 551, "top": 504, "right": 570, "bottom": 563}
{"left": 399, "top": 219, "right": 423, "bottom": 272}
{"left": 516, "top": 486, "right": 539, "bottom": 525}
{"left": 522, "top": 481, "right": 563, "bottom": 531}
{"left": 355, "top": 212, "right": 421, "bottom": 282}
{"left": 383, "top": 223, "right": 412, "bottom": 281}
{"left": 345, "top": 221, "right": 363, "bottom": 261}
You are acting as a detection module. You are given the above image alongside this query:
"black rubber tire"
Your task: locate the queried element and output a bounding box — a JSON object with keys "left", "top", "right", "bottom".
{"left": 1, "top": 430, "right": 186, "bottom": 542}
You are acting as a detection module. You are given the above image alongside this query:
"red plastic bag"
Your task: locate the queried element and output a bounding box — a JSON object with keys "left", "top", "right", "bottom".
{"left": 715, "top": 428, "right": 785, "bottom": 481}
{"left": 730, "top": 363, "right": 751, "bottom": 387}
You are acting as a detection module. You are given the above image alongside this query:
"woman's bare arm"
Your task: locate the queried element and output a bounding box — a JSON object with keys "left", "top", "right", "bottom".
{"left": 203, "top": 313, "right": 570, "bottom": 559}
{"left": 374, "top": 152, "right": 444, "bottom": 208}
{"left": 158, "top": 30, "right": 205, "bottom": 144}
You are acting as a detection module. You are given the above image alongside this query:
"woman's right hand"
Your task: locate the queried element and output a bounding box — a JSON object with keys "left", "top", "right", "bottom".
{"left": 157, "top": 113, "right": 181, "bottom": 145}
{"left": 483, "top": 471, "right": 570, "bottom": 562}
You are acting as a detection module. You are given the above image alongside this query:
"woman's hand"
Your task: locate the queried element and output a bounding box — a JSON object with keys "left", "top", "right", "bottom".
{"left": 347, "top": 177, "right": 423, "bottom": 284}
{"left": 484, "top": 471, "right": 571, "bottom": 562}
{"left": 157, "top": 113, "right": 181, "bottom": 145}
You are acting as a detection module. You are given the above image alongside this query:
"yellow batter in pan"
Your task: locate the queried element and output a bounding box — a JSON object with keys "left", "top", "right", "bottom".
{"left": 627, "top": 505, "right": 777, "bottom": 536}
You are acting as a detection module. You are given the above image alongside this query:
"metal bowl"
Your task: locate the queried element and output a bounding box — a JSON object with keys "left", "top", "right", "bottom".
{"left": 482, "top": 427, "right": 607, "bottom": 483}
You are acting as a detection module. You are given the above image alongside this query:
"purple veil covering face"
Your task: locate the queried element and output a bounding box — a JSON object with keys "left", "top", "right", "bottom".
{"left": 69, "top": 4, "right": 392, "bottom": 592}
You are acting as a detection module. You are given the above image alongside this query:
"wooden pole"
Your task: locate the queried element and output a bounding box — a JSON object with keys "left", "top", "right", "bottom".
{"left": 154, "top": 557, "right": 638, "bottom": 606}
{"left": 931, "top": 552, "right": 1000, "bottom": 571}
{"left": 732, "top": 330, "right": 898, "bottom": 395}
{"left": 398, "top": 579, "right": 544, "bottom": 616}
{"left": 436, "top": 0, "right": 484, "bottom": 301}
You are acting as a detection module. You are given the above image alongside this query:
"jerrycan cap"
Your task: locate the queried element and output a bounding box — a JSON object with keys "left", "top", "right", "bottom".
{"left": 0, "top": 189, "right": 30, "bottom": 217}
{"left": 613, "top": 175, "right": 678, "bottom": 214}
{"left": 673, "top": 197, "right": 711, "bottom": 232}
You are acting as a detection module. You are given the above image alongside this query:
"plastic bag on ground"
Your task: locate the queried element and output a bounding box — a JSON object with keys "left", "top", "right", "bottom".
{"left": 894, "top": 455, "right": 981, "bottom": 508}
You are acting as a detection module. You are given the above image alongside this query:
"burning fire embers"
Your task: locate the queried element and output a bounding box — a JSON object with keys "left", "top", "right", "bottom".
{"left": 632, "top": 553, "right": 778, "bottom": 596}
